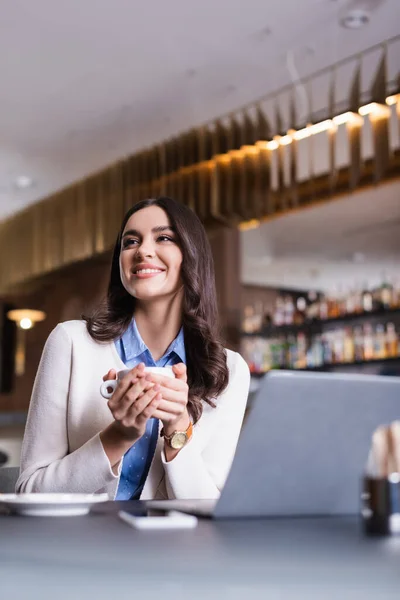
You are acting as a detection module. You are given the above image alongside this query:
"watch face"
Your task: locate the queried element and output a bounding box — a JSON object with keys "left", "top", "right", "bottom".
{"left": 171, "top": 432, "right": 187, "bottom": 450}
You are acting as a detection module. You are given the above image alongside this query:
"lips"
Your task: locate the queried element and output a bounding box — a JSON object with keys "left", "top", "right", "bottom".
{"left": 132, "top": 263, "right": 166, "bottom": 278}
{"left": 133, "top": 263, "right": 165, "bottom": 275}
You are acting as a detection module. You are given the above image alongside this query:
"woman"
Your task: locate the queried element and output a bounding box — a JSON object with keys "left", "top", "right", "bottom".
{"left": 16, "top": 197, "right": 250, "bottom": 500}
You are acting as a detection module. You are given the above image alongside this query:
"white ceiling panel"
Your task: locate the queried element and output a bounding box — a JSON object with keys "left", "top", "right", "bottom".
{"left": 0, "top": 0, "right": 399, "bottom": 220}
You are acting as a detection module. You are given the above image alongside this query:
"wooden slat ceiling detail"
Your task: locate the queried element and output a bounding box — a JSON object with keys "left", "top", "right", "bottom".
{"left": 0, "top": 38, "right": 399, "bottom": 293}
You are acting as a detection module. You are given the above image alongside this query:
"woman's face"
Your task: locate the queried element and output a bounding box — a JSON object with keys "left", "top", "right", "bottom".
{"left": 119, "top": 205, "right": 183, "bottom": 302}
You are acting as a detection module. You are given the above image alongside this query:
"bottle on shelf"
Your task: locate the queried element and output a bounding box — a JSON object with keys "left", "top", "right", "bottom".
{"left": 274, "top": 296, "right": 285, "bottom": 327}
{"left": 254, "top": 338, "right": 264, "bottom": 373}
{"left": 262, "top": 304, "right": 273, "bottom": 328}
{"left": 328, "top": 293, "right": 340, "bottom": 319}
{"left": 261, "top": 339, "right": 272, "bottom": 373}
{"left": 295, "top": 333, "right": 307, "bottom": 369}
{"left": 363, "top": 324, "right": 375, "bottom": 361}
{"left": 283, "top": 295, "right": 295, "bottom": 326}
{"left": 343, "top": 328, "right": 355, "bottom": 363}
{"left": 353, "top": 326, "right": 364, "bottom": 362}
{"left": 332, "top": 330, "right": 344, "bottom": 364}
{"left": 322, "top": 334, "right": 332, "bottom": 365}
{"left": 390, "top": 280, "right": 400, "bottom": 309}
{"left": 269, "top": 338, "right": 279, "bottom": 369}
{"left": 319, "top": 295, "right": 329, "bottom": 321}
{"left": 269, "top": 336, "right": 283, "bottom": 369}
{"left": 314, "top": 335, "right": 324, "bottom": 367}
{"left": 362, "top": 284, "right": 374, "bottom": 313}
{"left": 307, "top": 335, "right": 324, "bottom": 368}
{"left": 242, "top": 305, "right": 254, "bottom": 334}
{"left": 374, "top": 324, "right": 387, "bottom": 360}
{"left": 337, "top": 286, "right": 347, "bottom": 317}
{"left": 378, "top": 273, "right": 393, "bottom": 310}
{"left": 253, "top": 300, "right": 264, "bottom": 333}
{"left": 294, "top": 296, "right": 306, "bottom": 325}
{"left": 345, "top": 289, "right": 356, "bottom": 316}
{"left": 286, "top": 335, "right": 298, "bottom": 369}
{"left": 353, "top": 285, "right": 364, "bottom": 314}
{"left": 372, "top": 283, "right": 381, "bottom": 312}
{"left": 306, "top": 290, "right": 319, "bottom": 322}
{"left": 385, "top": 323, "right": 399, "bottom": 358}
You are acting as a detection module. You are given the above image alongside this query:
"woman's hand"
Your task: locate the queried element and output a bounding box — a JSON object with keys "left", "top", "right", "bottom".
{"left": 104, "top": 363, "right": 162, "bottom": 442}
{"left": 148, "top": 363, "right": 190, "bottom": 436}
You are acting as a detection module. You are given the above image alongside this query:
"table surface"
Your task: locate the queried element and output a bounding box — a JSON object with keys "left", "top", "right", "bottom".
{"left": 1, "top": 501, "right": 400, "bottom": 600}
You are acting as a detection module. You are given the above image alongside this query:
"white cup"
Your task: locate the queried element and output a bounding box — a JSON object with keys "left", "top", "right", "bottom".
{"left": 100, "top": 366, "right": 175, "bottom": 399}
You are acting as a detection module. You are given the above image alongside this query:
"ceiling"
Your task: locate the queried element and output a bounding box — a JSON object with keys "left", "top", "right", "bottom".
{"left": 240, "top": 179, "right": 400, "bottom": 292}
{"left": 0, "top": 0, "right": 399, "bottom": 221}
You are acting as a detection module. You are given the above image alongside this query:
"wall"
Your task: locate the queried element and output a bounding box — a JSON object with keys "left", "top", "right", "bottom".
{"left": 209, "top": 227, "right": 241, "bottom": 350}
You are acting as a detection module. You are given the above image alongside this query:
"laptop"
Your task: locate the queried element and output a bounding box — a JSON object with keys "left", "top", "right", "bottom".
{"left": 148, "top": 370, "right": 400, "bottom": 518}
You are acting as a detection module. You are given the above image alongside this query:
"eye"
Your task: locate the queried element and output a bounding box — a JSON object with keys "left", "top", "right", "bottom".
{"left": 157, "top": 235, "right": 175, "bottom": 243}
{"left": 122, "top": 238, "right": 139, "bottom": 248}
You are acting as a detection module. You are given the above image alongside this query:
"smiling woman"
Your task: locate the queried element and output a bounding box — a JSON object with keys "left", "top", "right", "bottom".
{"left": 120, "top": 208, "right": 183, "bottom": 304}
{"left": 16, "top": 197, "right": 250, "bottom": 501}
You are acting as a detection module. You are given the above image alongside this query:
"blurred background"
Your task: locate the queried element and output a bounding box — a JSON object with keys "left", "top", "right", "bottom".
{"left": 0, "top": 0, "right": 399, "bottom": 467}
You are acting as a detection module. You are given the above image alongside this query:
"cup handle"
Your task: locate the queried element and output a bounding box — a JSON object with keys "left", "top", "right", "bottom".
{"left": 100, "top": 379, "right": 118, "bottom": 399}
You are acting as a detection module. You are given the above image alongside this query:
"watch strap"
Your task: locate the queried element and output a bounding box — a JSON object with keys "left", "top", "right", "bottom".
{"left": 160, "top": 420, "right": 193, "bottom": 444}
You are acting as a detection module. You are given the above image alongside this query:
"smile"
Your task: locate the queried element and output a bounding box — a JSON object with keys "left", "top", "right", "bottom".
{"left": 133, "top": 268, "right": 165, "bottom": 279}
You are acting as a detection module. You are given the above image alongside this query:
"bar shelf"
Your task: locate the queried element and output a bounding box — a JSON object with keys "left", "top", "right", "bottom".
{"left": 250, "top": 355, "right": 400, "bottom": 377}
{"left": 241, "top": 307, "right": 400, "bottom": 338}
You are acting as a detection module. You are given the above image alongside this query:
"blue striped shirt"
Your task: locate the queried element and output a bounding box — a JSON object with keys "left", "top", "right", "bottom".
{"left": 114, "top": 319, "right": 186, "bottom": 500}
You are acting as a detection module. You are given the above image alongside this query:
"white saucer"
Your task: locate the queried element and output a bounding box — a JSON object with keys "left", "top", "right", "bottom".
{"left": 0, "top": 493, "right": 109, "bottom": 517}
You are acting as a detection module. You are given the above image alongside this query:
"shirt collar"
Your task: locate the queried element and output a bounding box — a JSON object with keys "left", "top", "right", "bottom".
{"left": 121, "top": 318, "right": 186, "bottom": 364}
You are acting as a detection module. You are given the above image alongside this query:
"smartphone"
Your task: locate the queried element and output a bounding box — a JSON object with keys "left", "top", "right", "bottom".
{"left": 118, "top": 509, "right": 198, "bottom": 530}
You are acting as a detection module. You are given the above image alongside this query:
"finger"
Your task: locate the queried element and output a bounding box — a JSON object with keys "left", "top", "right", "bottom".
{"left": 172, "top": 363, "right": 187, "bottom": 383}
{"left": 121, "top": 362, "right": 146, "bottom": 384}
{"left": 152, "top": 409, "right": 180, "bottom": 422}
{"left": 103, "top": 369, "right": 117, "bottom": 382}
{"left": 109, "top": 374, "right": 151, "bottom": 414}
{"left": 155, "top": 399, "right": 185, "bottom": 416}
{"left": 146, "top": 374, "right": 185, "bottom": 391}
{"left": 110, "top": 375, "right": 155, "bottom": 418}
{"left": 130, "top": 385, "right": 161, "bottom": 417}
{"left": 104, "top": 362, "right": 145, "bottom": 402}
{"left": 122, "top": 389, "right": 161, "bottom": 427}
{"left": 109, "top": 368, "right": 150, "bottom": 407}
{"left": 129, "top": 362, "right": 146, "bottom": 378}
{"left": 156, "top": 385, "right": 187, "bottom": 404}
{"left": 135, "top": 397, "right": 161, "bottom": 428}
{"left": 103, "top": 362, "right": 145, "bottom": 386}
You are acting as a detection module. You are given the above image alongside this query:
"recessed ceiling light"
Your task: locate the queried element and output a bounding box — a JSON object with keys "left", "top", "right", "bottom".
{"left": 352, "top": 252, "right": 365, "bottom": 263}
{"left": 309, "top": 268, "right": 320, "bottom": 279}
{"left": 185, "top": 68, "right": 197, "bottom": 79}
{"left": 14, "top": 175, "right": 33, "bottom": 189}
{"left": 340, "top": 9, "right": 370, "bottom": 29}
{"left": 225, "top": 84, "right": 237, "bottom": 94}
{"left": 252, "top": 27, "right": 272, "bottom": 42}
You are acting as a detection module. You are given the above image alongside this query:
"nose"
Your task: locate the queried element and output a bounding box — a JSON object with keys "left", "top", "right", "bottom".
{"left": 136, "top": 237, "right": 156, "bottom": 259}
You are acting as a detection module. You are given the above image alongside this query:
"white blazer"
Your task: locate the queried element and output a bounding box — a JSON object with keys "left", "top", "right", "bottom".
{"left": 16, "top": 321, "right": 250, "bottom": 500}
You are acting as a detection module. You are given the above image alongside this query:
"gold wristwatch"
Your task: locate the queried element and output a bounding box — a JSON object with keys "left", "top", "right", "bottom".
{"left": 160, "top": 421, "right": 193, "bottom": 450}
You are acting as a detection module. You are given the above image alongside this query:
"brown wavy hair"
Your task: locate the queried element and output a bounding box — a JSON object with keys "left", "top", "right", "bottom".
{"left": 84, "top": 197, "right": 229, "bottom": 423}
